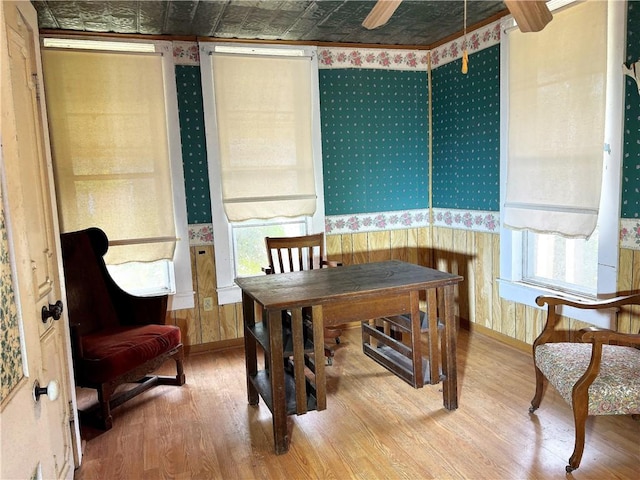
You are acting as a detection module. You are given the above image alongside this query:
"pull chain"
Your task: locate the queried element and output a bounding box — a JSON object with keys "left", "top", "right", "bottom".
{"left": 462, "top": 0, "right": 469, "bottom": 74}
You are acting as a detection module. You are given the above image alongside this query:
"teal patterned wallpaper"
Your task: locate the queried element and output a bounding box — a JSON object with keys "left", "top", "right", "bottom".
{"left": 623, "top": 1, "right": 640, "bottom": 219}
{"left": 176, "top": 65, "right": 211, "bottom": 224}
{"left": 431, "top": 45, "right": 500, "bottom": 211}
{"left": 319, "top": 69, "right": 429, "bottom": 215}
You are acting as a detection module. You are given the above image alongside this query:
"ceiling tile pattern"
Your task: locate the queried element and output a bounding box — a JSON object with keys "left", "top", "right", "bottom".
{"left": 32, "top": 1, "right": 508, "bottom": 47}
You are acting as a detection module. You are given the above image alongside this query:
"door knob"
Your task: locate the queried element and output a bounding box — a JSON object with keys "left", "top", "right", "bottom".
{"left": 33, "top": 379, "right": 60, "bottom": 402}
{"left": 41, "top": 300, "right": 63, "bottom": 323}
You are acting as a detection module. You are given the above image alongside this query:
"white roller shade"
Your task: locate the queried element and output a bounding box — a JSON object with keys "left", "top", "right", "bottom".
{"left": 210, "top": 53, "right": 317, "bottom": 222}
{"left": 504, "top": 0, "right": 607, "bottom": 239}
{"left": 42, "top": 49, "right": 176, "bottom": 264}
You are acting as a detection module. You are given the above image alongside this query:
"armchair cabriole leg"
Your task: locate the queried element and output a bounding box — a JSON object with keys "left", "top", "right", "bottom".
{"left": 567, "top": 385, "right": 590, "bottom": 472}
{"left": 529, "top": 364, "right": 545, "bottom": 414}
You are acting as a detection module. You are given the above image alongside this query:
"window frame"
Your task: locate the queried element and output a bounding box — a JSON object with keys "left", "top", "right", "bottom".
{"left": 231, "top": 217, "right": 309, "bottom": 278}
{"left": 200, "top": 43, "right": 325, "bottom": 305}
{"left": 41, "top": 37, "right": 193, "bottom": 310}
{"left": 498, "top": 0, "right": 626, "bottom": 328}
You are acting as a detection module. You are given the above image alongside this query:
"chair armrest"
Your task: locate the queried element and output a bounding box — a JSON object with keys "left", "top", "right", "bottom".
{"left": 534, "top": 293, "right": 640, "bottom": 347}
{"left": 580, "top": 327, "right": 640, "bottom": 347}
{"left": 569, "top": 327, "right": 640, "bottom": 399}
{"left": 536, "top": 293, "right": 640, "bottom": 311}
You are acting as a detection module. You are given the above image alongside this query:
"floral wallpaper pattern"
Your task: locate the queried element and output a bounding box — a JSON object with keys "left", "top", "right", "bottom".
{"left": 324, "top": 208, "right": 499, "bottom": 235}
{"left": 188, "top": 207, "right": 500, "bottom": 243}
{"left": 173, "top": 41, "right": 199, "bottom": 65}
{"left": 318, "top": 47, "right": 429, "bottom": 71}
{"left": 0, "top": 191, "right": 23, "bottom": 403}
{"left": 189, "top": 223, "right": 214, "bottom": 245}
{"left": 430, "top": 22, "right": 501, "bottom": 69}
{"left": 317, "top": 20, "right": 501, "bottom": 70}
{"left": 187, "top": 215, "right": 640, "bottom": 244}
{"left": 172, "top": 20, "right": 503, "bottom": 71}
{"left": 432, "top": 208, "right": 499, "bottom": 233}
{"left": 326, "top": 209, "right": 429, "bottom": 234}
{"left": 620, "top": 218, "right": 640, "bottom": 249}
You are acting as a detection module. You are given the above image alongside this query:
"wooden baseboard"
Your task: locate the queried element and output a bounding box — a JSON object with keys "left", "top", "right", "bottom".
{"left": 460, "top": 318, "right": 532, "bottom": 354}
{"left": 183, "top": 321, "right": 531, "bottom": 356}
{"left": 185, "top": 338, "right": 244, "bottom": 356}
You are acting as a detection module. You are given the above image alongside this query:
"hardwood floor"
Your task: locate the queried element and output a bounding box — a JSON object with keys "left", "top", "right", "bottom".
{"left": 74, "top": 327, "right": 639, "bottom": 480}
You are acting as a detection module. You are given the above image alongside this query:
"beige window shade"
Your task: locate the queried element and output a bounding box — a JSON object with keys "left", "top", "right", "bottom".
{"left": 211, "top": 53, "right": 316, "bottom": 222}
{"left": 504, "top": 0, "right": 607, "bottom": 239}
{"left": 42, "top": 49, "right": 176, "bottom": 265}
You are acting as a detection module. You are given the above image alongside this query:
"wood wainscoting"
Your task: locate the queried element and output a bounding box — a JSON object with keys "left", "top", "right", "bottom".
{"left": 168, "top": 227, "right": 640, "bottom": 353}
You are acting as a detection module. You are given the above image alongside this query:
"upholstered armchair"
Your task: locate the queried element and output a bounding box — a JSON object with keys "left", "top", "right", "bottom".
{"left": 61, "top": 227, "right": 185, "bottom": 430}
{"left": 529, "top": 293, "right": 640, "bottom": 472}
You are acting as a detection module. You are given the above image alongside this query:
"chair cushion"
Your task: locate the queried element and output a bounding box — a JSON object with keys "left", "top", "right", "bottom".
{"left": 78, "top": 324, "right": 181, "bottom": 384}
{"left": 535, "top": 343, "right": 640, "bottom": 415}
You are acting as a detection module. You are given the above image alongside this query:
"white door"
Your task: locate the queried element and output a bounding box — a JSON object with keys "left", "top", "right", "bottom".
{"left": 0, "top": 1, "right": 80, "bottom": 479}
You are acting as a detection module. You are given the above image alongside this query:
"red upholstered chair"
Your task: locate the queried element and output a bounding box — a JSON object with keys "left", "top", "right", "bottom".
{"left": 61, "top": 227, "right": 185, "bottom": 430}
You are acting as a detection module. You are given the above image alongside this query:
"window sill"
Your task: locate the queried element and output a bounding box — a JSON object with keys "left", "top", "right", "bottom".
{"left": 217, "top": 284, "right": 242, "bottom": 305}
{"left": 168, "top": 290, "right": 195, "bottom": 311}
{"left": 497, "top": 279, "right": 615, "bottom": 329}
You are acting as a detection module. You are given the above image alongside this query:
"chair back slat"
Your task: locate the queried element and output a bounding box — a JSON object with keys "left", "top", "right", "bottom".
{"left": 265, "top": 233, "right": 325, "bottom": 274}
{"left": 306, "top": 245, "right": 315, "bottom": 270}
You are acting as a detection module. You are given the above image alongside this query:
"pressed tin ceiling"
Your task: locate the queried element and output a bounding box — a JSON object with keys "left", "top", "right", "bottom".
{"left": 31, "top": 1, "right": 509, "bottom": 47}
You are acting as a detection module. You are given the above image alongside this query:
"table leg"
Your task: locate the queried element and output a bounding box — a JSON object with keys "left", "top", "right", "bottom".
{"left": 409, "top": 290, "right": 424, "bottom": 387}
{"left": 267, "top": 308, "right": 289, "bottom": 454}
{"left": 426, "top": 287, "right": 440, "bottom": 385}
{"left": 440, "top": 284, "right": 458, "bottom": 410}
{"left": 291, "top": 307, "right": 307, "bottom": 415}
{"left": 312, "top": 305, "right": 326, "bottom": 411}
{"left": 242, "top": 292, "right": 259, "bottom": 406}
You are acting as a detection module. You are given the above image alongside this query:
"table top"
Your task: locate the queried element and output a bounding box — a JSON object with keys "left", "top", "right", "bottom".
{"left": 235, "top": 260, "right": 463, "bottom": 310}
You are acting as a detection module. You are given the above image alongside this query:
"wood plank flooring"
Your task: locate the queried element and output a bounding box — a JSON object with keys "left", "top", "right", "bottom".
{"left": 74, "top": 327, "right": 639, "bottom": 479}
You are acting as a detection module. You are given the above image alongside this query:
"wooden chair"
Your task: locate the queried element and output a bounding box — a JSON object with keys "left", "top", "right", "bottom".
{"left": 529, "top": 293, "right": 640, "bottom": 472}
{"left": 61, "top": 227, "right": 185, "bottom": 430}
{"left": 264, "top": 233, "right": 343, "bottom": 365}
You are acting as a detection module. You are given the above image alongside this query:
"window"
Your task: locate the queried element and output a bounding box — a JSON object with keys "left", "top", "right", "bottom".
{"left": 41, "top": 38, "right": 193, "bottom": 310}
{"left": 233, "top": 219, "right": 307, "bottom": 277}
{"left": 200, "top": 44, "right": 325, "bottom": 304}
{"left": 499, "top": 0, "right": 626, "bottom": 327}
{"left": 523, "top": 227, "right": 599, "bottom": 295}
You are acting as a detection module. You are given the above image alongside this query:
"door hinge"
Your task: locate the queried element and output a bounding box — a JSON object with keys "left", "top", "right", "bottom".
{"left": 69, "top": 400, "right": 78, "bottom": 425}
{"left": 31, "top": 73, "right": 40, "bottom": 101}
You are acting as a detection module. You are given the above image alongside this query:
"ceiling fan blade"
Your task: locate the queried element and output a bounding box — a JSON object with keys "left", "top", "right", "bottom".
{"left": 504, "top": 0, "right": 553, "bottom": 32}
{"left": 362, "top": 0, "right": 403, "bottom": 30}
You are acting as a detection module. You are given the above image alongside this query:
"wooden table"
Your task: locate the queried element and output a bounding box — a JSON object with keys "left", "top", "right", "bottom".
{"left": 236, "top": 260, "right": 463, "bottom": 454}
